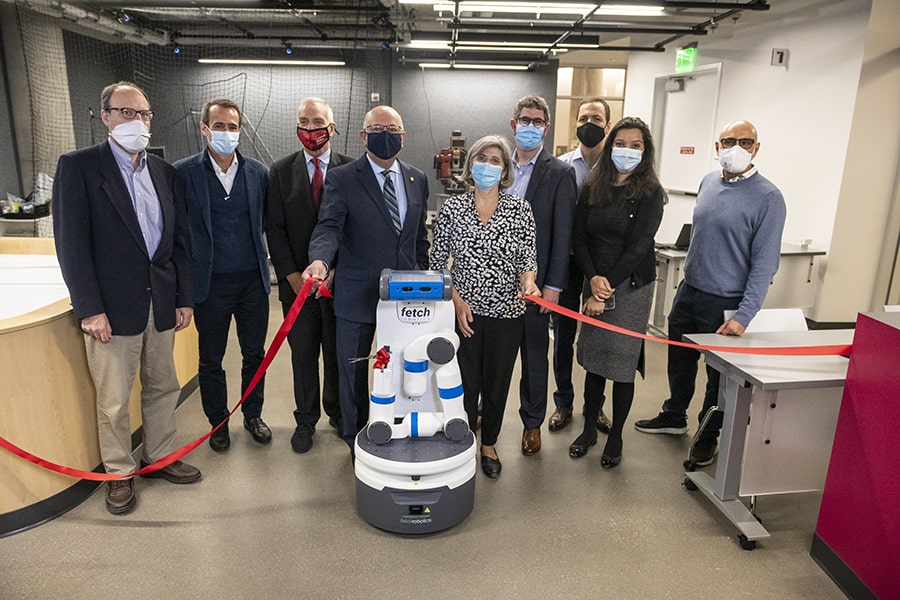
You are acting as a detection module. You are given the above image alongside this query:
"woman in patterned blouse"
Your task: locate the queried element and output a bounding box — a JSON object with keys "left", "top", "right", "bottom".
{"left": 430, "top": 135, "right": 540, "bottom": 479}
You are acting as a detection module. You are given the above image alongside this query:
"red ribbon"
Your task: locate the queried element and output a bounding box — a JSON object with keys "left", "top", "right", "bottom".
{"left": 526, "top": 294, "right": 852, "bottom": 357}
{"left": 0, "top": 278, "right": 328, "bottom": 481}
{"left": 373, "top": 347, "right": 391, "bottom": 370}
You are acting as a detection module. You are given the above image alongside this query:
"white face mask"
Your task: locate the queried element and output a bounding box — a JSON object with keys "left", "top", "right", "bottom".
{"left": 719, "top": 145, "right": 753, "bottom": 174}
{"left": 110, "top": 120, "right": 151, "bottom": 153}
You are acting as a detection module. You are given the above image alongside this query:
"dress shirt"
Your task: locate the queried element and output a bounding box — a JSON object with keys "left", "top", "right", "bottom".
{"left": 367, "top": 154, "right": 407, "bottom": 230}
{"left": 506, "top": 146, "right": 541, "bottom": 199}
{"left": 558, "top": 146, "right": 594, "bottom": 190}
{"left": 109, "top": 140, "right": 162, "bottom": 257}
{"left": 305, "top": 148, "right": 332, "bottom": 182}
{"left": 207, "top": 150, "right": 239, "bottom": 195}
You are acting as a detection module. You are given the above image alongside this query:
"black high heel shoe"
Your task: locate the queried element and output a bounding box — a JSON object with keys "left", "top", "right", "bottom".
{"left": 568, "top": 430, "right": 598, "bottom": 458}
{"left": 480, "top": 453, "right": 502, "bottom": 478}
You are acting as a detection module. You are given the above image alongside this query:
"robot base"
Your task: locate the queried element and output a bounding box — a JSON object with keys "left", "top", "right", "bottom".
{"left": 354, "top": 431, "right": 476, "bottom": 534}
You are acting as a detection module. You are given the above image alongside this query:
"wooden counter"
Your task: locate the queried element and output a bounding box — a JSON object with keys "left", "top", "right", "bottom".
{"left": 0, "top": 238, "right": 198, "bottom": 536}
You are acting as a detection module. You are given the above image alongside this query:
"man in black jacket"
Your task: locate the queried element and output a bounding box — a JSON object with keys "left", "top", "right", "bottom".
{"left": 266, "top": 97, "right": 352, "bottom": 454}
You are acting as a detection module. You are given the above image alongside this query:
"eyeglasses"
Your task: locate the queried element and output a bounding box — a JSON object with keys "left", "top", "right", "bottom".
{"left": 720, "top": 137, "right": 756, "bottom": 149}
{"left": 106, "top": 106, "right": 154, "bottom": 121}
{"left": 365, "top": 124, "right": 403, "bottom": 134}
{"left": 516, "top": 116, "right": 548, "bottom": 128}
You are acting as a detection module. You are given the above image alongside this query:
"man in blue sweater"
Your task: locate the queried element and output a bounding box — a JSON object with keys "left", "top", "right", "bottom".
{"left": 634, "top": 120, "right": 786, "bottom": 466}
{"left": 175, "top": 99, "right": 272, "bottom": 452}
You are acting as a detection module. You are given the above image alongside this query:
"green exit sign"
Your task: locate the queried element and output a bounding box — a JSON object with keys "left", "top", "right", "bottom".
{"left": 676, "top": 44, "right": 698, "bottom": 73}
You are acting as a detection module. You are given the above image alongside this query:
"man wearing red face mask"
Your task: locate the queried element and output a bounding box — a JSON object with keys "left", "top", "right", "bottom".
{"left": 266, "top": 97, "right": 352, "bottom": 454}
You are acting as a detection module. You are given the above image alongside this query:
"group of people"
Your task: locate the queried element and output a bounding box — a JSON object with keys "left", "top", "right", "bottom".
{"left": 51, "top": 80, "right": 785, "bottom": 515}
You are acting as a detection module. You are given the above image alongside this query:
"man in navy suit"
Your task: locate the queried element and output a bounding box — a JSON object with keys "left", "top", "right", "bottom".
{"left": 505, "top": 95, "right": 577, "bottom": 456}
{"left": 266, "top": 97, "right": 352, "bottom": 454}
{"left": 302, "top": 105, "right": 430, "bottom": 452}
{"left": 174, "top": 99, "right": 271, "bottom": 453}
{"left": 53, "top": 81, "right": 201, "bottom": 515}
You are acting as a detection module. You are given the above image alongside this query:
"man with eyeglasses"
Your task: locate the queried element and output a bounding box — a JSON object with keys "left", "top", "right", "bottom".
{"left": 302, "top": 105, "right": 430, "bottom": 456}
{"left": 549, "top": 97, "right": 613, "bottom": 436}
{"left": 52, "top": 81, "right": 201, "bottom": 515}
{"left": 266, "top": 97, "right": 352, "bottom": 454}
{"left": 506, "top": 95, "right": 577, "bottom": 456}
{"left": 634, "top": 120, "right": 786, "bottom": 467}
{"left": 174, "top": 99, "right": 272, "bottom": 453}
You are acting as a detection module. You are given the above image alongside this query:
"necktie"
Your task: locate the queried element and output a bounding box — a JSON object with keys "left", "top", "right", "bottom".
{"left": 311, "top": 157, "right": 324, "bottom": 212}
{"left": 382, "top": 169, "right": 401, "bottom": 233}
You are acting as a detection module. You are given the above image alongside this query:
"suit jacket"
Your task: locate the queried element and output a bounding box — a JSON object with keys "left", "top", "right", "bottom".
{"left": 522, "top": 148, "right": 578, "bottom": 290}
{"left": 308, "top": 154, "right": 430, "bottom": 324}
{"left": 265, "top": 148, "right": 353, "bottom": 304}
{"left": 173, "top": 151, "right": 270, "bottom": 305}
{"left": 52, "top": 140, "right": 193, "bottom": 335}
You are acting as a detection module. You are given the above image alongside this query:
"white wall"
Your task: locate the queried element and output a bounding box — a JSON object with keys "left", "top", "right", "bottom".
{"left": 624, "top": 0, "right": 872, "bottom": 251}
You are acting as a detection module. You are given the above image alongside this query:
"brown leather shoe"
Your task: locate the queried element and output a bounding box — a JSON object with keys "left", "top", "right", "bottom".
{"left": 522, "top": 428, "right": 542, "bottom": 455}
{"left": 597, "top": 410, "right": 612, "bottom": 434}
{"left": 106, "top": 478, "right": 136, "bottom": 514}
{"left": 140, "top": 460, "right": 202, "bottom": 484}
{"left": 548, "top": 407, "right": 573, "bottom": 431}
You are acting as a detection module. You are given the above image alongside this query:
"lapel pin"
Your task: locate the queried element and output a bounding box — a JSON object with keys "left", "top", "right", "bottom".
{"left": 410, "top": 176, "right": 415, "bottom": 182}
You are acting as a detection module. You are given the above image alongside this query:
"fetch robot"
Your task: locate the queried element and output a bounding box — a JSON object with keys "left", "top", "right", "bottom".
{"left": 354, "top": 269, "right": 477, "bottom": 534}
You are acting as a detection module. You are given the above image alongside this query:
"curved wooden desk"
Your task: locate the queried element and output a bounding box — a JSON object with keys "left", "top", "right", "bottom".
{"left": 0, "top": 238, "right": 198, "bottom": 536}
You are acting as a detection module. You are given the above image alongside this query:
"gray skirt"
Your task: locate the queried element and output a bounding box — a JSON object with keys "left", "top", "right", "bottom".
{"left": 576, "top": 277, "right": 653, "bottom": 382}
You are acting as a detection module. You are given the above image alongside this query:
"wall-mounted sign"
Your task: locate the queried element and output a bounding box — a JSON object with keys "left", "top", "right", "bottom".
{"left": 676, "top": 43, "right": 698, "bottom": 73}
{"left": 680, "top": 147, "right": 695, "bottom": 155}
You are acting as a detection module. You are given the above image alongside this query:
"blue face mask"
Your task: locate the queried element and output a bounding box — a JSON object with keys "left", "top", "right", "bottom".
{"left": 515, "top": 124, "right": 544, "bottom": 151}
{"left": 611, "top": 147, "right": 643, "bottom": 173}
{"left": 209, "top": 130, "right": 240, "bottom": 155}
{"left": 366, "top": 131, "right": 403, "bottom": 160}
{"left": 471, "top": 161, "right": 503, "bottom": 191}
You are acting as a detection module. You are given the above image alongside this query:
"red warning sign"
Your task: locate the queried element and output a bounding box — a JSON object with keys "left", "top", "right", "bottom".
{"left": 680, "top": 146, "right": 695, "bottom": 155}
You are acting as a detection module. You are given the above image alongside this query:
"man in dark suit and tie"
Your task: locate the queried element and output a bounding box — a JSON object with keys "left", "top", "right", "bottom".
{"left": 174, "top": 99, "right": 272, "bottom": 453}
{"left": 302, "top": 105, "right": 430, "bottom": 453}
{"left": 506, "top": 95, "right": 577, "bottom": 456}
{"left": 266, "top": 97, "right": 352, "bottom": 454}
{"left": 52, "top": 81, "right": 201, "bottom": 515}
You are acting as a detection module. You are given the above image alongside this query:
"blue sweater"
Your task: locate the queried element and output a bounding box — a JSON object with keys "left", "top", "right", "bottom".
{"left": 684, "top": 170, "right": 787, "bottom": 326}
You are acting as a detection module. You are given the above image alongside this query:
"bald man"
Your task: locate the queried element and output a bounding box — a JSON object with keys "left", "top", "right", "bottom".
{"left": 303, "top": 105, "right": 430, "bottom": 452}
{"left": 634, "top": 120, "right": 786, "bottom": 467}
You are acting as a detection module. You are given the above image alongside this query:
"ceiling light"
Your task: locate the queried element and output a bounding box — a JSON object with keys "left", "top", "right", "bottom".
{"left": 198, "top": 59, "right": 345, "bottom": 66}
{"left": 419, "top": 62, "right": 529, "bottom": 71}
{"left": 432, "top": 3, "right": 594, "bottom": 16}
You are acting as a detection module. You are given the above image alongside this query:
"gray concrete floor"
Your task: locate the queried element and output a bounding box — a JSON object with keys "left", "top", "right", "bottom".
{"left": 0, "top": 295, "right": 844, "bottom": 599}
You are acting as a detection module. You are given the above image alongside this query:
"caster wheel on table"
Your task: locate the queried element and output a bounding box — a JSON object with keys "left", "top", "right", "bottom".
{"left": 738, "top": 534, "right": 756, "bottom": 551}
{"left": 683, "top": 477, "right": 698, "bottom": 491}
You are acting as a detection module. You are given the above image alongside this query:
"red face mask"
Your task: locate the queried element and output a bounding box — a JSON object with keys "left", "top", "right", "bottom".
{"left": 297, "top": 126, "right": 330, "bottom": 151}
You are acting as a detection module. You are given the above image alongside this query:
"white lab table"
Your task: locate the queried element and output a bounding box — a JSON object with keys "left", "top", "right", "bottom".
{"left": 0, "top": 254, "right": 68, "bottom": 320}
{"left": 650, "top": 243, "right": 827, "bottom": 336}
{"left": 681, "top": 329, "right": 853, "bottom": 549}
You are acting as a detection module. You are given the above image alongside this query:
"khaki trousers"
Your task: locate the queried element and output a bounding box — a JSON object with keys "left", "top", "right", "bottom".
{"left": 84, "top": 307, "right": 180, "bottom": 474}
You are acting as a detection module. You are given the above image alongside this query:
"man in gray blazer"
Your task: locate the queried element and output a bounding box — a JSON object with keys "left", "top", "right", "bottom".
{"left": 53, "top": 81, "right": 200, "bottom": 515}
{"left": 302, "top": 105, "right": 430, "bottom": 453}
{"left": 506, "top": 95, "right": 578, "bottom": 457}
{"left": 174, "top": 99, "right": 271, "bottom": 453}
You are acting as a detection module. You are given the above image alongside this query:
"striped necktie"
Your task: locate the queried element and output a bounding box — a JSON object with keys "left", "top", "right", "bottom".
{"left": 382, "top": 169, "right": 401, "bottom": 233}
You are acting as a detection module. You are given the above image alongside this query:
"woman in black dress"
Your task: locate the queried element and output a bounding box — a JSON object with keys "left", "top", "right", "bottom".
{"left": 568, "top": 117, "right": 665, "bottom": 468}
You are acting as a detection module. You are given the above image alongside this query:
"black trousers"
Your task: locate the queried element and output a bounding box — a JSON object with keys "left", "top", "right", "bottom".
{"left": 552, "top": 257, "right": 584, "bottom": 410}
{"left": 518, "top": 303, "right": 550, "bottom": 429}
{"left": 282, "top": 294, "right": 340, "bottom": 428}
{"left": 335, "top": 318, "right": 376, "bottom": 445}
{"left": 457, "top": 314, "right": 524, "bottom": 447}
{"left": 663, "top": 282, "right": 741, "bottom": 438}
{"left": 195, "top": 271, "right": 269, "bottom": 427}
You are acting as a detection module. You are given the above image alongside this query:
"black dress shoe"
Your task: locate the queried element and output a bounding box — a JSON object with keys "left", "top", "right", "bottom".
{"left": 291, "top": 425, "right": 315, "bottom": 454}
{"left": 548, "top": 406, "right": 573, "bottom": 431}
{"left": 209, "top": 426, "right": 230, "bottom": 452}
{"left": 480, "top": 454, "right": 502, "bottom": 479}
{"left": 568, "top": 430, "right": 598, "bottom": 458}
{"left": 244, "top": 417, "right": 272, "bottom": 444}
{"left": 601, "top": 438, "right": 622, "bottom": 469}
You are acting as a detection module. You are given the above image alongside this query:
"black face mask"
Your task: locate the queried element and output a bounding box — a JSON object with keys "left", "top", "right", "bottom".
{"left": 366, "top": 131, "right": 403, "bottom": 160}
{"left": 576, "top": 122, "right": 606, "bottom": 148}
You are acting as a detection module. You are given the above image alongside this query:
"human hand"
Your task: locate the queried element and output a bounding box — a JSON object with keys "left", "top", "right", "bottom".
{"left": 590, "top": 275, "right": 614, "bottom": 300}
{"left": 452, "top": 291, "right": 475, "bottom": 338}
{"left": 716, "top": 319, "right": 746, "bottom": 336}
{"left": 81, "top": 313, "right": 112, "bottom": 343}
{"left": 539, "top": 286, "right": 559, "bottom": 313}
{"left": 175, "top": 307, "right": 194, "bottom": 332}
{"left": 581, "top": 296, "right": 606, "bottom": 317}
